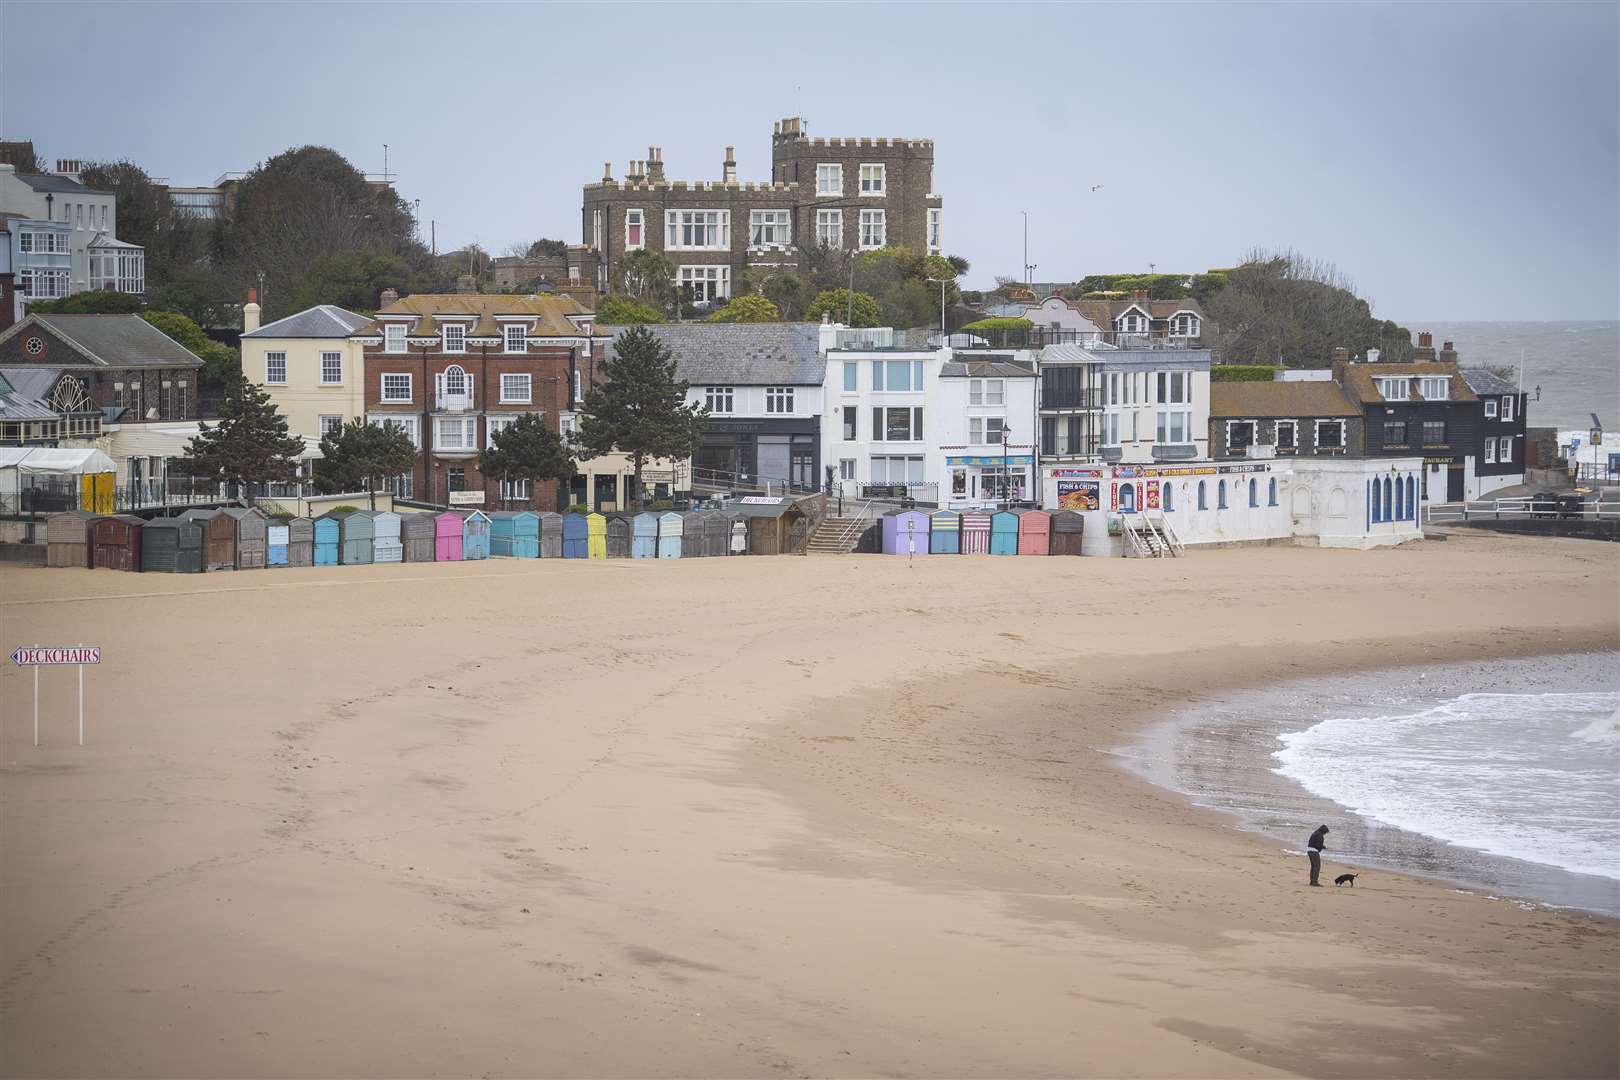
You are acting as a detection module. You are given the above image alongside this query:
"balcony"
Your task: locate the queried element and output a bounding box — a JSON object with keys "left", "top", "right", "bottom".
{"left": 436, "top": 389, "right": 475, "bottom": 413}
{"left": 1151, "top": 444, "right": 1199, "bottom": 461}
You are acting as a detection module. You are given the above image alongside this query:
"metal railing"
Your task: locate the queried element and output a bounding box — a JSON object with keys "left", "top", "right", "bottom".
{"left": 436, "top": 390, "right": 475, "bottom": 412}
{"left": 1572, "top": 462, "right": 1620, "bottom": 484}
{"left": 690, "top": 466, "right": 816, "bottom": 498}
{"left": 1424, "top": 496, "right": 1620, "bottom": 524}
{"left": 1122, "top": 513, "right": 1181, "bottom": 557}
{"left": 937, "top": 328, "right": 1206, "bottom": 351}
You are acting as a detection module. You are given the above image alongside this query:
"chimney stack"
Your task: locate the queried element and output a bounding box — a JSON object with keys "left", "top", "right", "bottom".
{"left": 1130, "top": 288, "right": 1148, "bottom": 302}
{"left": 1438, "top": 339, "right": 1458, "bottom": 364}
{"left": 723, "top": 146, "right": 737, "bottom": 184}
{"left": 646, "top": 147, "right": 664, "bottom": 183}
{"left": 603, "top": 161, "right": 612, "bottom": 182}
{"left": 242, "top": 288, "right": 261, "bottom": 334}
{"left": 1330, "top": 346, "right": 1349, "bottom": 384}
{"left": 1413, "top": 331, "right": 1437, "bottom": 362}
{"left": 379, "top": 287, "right": 399, "bottom": 308}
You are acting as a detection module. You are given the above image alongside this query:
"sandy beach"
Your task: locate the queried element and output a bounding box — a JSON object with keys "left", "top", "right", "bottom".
{"left": 2, "top": 530, "right": 1616, "bottom": 1079}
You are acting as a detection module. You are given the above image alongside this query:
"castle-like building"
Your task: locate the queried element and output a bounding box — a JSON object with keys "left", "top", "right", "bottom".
{"left": 580, "top": 117, "right": 942, "bottom": 305}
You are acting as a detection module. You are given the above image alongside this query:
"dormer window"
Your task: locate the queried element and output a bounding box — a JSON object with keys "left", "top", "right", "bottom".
{"left": 1170, "top": 313, "right": 1200, "bottom": 337}
{"left": 1375, "top": 377, "right": 1410, "bottom": 400}
{"left": 1118, "top": 311, "right": 1147, "bottom": 334}
{"left": 384, "top": 323, "right": 406, "bottom": 353}
{"left": 504, "top": 324, "right": 526, "bottom": 353}
{"left": 442, "top": 323, "right": 466, "bottom": 353}
{"left": 1418, "top": 376, "right": 1449, "bottom": 400}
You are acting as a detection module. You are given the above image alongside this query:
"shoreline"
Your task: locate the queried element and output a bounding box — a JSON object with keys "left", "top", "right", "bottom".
{"left": 1113, "top": 648, "right": 1620, "bottom": 918}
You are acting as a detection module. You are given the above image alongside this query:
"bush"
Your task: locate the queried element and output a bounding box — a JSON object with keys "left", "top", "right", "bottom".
{"left": 328, "top": 505, "right": 362, "bottom": 513}
{"left": 1210, "top": 364, "right": 1280, "bottom": 382}
{"left": 705, "top": 295, "right": 780, "bottom": 323}
{"left": 565, "top": 503, "right": 589, "bottom": 514}
{"left": 805, "top": 288, "right": 881, "bottom": 328}
{"left": 652, "top": 499, "right": 674, "bottom": 510}
{"left": 596, "top": 295, "right": 665, "bottom": 325}
{"left": 959, "top": 317, "right": 1033, "bottom": 340}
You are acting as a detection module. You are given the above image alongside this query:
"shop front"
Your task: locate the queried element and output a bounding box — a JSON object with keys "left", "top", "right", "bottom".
{"left": 945, "top": 453, "right": 1034, "bottom": 509}
{"left": 702, "top": 418, "right": 819, "bottom": 492}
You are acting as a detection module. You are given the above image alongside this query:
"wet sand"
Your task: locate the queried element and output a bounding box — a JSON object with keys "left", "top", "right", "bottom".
{"left": 1, "top": 529, "right": 1617, "bottom": 1078}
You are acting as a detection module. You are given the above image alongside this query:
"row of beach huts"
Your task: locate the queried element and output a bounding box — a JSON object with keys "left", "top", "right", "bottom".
{"left": 43, "top": 505, "right": 1087, "bottom": 572}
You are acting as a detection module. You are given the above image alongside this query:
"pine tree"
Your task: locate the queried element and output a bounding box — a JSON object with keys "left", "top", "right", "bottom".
{"left": 181, "top": 374, "right": 306, "bottom": 502}
{"left": 315, "top": 419, "right": 418, "bottom": 509}
{"left": 478, "top": 413, "right": 576, "bottom": 508}
{"left": 575, "top": 326, "right": 707, "bottom": 506}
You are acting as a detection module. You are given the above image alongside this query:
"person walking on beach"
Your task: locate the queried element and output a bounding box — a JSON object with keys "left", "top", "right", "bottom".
{"left": 1307, "top": 825, "right": 1330, "bottom": 887}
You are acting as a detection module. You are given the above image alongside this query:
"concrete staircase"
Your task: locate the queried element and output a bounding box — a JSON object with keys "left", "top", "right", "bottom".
{"left": 806, "top": 515, "right": 868, "bottom": 555}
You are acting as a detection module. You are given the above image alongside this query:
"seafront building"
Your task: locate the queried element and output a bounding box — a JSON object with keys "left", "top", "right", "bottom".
{"left": 0, "top": 162, "right": 146, "bottom": 322}
{"left": 240, "top": 295, "right": 371, "bottom": 449}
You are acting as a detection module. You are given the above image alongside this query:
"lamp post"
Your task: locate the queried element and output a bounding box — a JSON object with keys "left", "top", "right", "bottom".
{"left": 925, "top": 276, "right": 950, "bottom": 339}
{"left": 1002, "top": 425, "right": 1013, "bottom": 510}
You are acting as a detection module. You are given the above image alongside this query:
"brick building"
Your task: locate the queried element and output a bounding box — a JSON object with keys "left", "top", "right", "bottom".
{"left": 0, "top": 313, "right": 201, "bottom": 423}
{"left": 581, "top": 117, "right": 941, "bottom": 306}
{"left": 355, "top": 291, "right": 603, "bottom": 510}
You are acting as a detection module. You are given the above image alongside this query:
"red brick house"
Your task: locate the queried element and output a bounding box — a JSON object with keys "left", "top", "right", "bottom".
{"left": 354, "top": 291, "right": 602, "bottom": 510}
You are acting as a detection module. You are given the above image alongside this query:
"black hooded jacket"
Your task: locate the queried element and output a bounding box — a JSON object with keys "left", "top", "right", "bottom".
{"left": 1307, "top": 826, "right": 1329, "bottom": 853}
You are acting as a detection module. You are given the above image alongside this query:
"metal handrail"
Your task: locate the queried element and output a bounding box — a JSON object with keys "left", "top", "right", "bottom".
{"left": 830, "top": 501, "right": 874, "bottom": 549}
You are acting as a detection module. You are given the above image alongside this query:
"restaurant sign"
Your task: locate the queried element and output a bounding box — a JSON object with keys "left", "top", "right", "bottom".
{"left": 448, "top": 491, "right": 486, "bottom": 506}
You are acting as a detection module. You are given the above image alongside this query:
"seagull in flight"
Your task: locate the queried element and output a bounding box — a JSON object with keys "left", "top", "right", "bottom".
{"left": 1090, "top": 184, "right": 1104, "bottom": 192}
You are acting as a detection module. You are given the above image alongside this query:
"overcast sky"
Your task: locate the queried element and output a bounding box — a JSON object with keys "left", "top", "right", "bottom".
{"left": 4, "top": 2, "right": 1616, "bottom": 321}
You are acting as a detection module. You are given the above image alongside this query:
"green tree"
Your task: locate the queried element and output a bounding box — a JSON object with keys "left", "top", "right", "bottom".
{"left": 1205, "top": 249, "right": 1413, "bottom": 365}
{"left": 806, "top": 288, "right": 881, "bottom": 327}
{"left": 478, "top": 413, "right": 577, "bottom": 507}
{"left": 314, "top": 418, "right": 418, "bottom": 509}
{"left": 615, "top": 249, "right": 676, "bottom": 309}
{"left": 761, "top": 273, "right": 810, "bottom": 320}
{"left": 575, "top": 325, "right": 707, "bottom": 505}
{"left": 706, "top": 295, "right": 780, "bottom": 323}
{"left": 24, "top": 290, "right": 145, "bottom": 315}
{"left": 139, "top": 310, "right": 240, "bottom": 392}
{"left": 180, "top": 374, "right": 306, "bottom": 500}
{"left": 596, "top": 294, "right": 666, "bottom": 325}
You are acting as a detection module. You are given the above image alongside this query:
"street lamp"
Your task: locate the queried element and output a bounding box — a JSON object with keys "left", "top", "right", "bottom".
{"left": 1002, "top": 425, "right": 1013, "bottom": 509}
{"left": 925, "top": 276, "right": 950, "bottom": 339}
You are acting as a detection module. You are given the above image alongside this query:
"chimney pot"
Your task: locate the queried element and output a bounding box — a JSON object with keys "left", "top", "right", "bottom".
{"left": 380, "top": 287, "right": 399, "bottom": 308}
{"left": 1418, "top": 331, "right": 1432, "bottom": 348}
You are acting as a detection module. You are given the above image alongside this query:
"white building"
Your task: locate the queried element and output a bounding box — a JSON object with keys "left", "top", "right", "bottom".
{"left": 933, "top": 357, "right": 1038, "bottom": 508}
{"left": 0, "top": 164, "right": 144, "bottom": 317}
{"left": 821, "top": 329, "right": 951, "bottom": 500}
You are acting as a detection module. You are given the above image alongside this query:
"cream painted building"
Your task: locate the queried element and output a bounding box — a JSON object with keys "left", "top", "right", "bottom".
{"left": 241, "top": 299, "right": 371, "bottom": 443}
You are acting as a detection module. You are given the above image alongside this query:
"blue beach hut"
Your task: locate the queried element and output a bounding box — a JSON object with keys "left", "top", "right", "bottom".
{"left": 562, "top": 512, "right": 589, "bottom": 558}
{"left": 460, "top": 510, "right": 492, "bottom": 560}
{"left": 313, "top": 515, "right": 340, "bottom": 566}
{"left": 491, "top": 511, "right": 540, "bottom": 557}
{"left": 631, "top": 512, "right": 658, "bottom": 558}
{"left": 989, "top": 510, "right": 1019, "bottom": 555}
{"left": 928, "top": 509, "right": 961, "bottom": 554}
{"left": 881, "top": 509, "right": 931, "bottom": 556}
{"left": 657, "top": 512, "right": 683, "bottom": 558}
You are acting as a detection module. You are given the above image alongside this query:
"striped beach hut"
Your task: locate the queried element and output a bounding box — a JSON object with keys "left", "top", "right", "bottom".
{"left": 91, "top": 514, "right": 143, "bottom": 571}
{"left": 630, "top": 512, "right": 657, "bottom": 558}
{"left": 221, "top": 506, "right": 269, "bottom": 569}
{"left": 537, "top": 512, "right": 563, "bottom": 558}
{"left": 881, "top": 509, "right": 931, "bottom": 556}
{"left": 561, "top": 512, "right": 589, "bottom": 559}
{"left": 433, "top": 511, "right": 464, "bottom": 561}
{"left": 989, "top": 510, "right": 1019, "bottom": 555}
{"left": 586, "top": 512, "right": 607, "bottom": 559}
{"left": 400, "top": 513, "right": 435, "bottom": 562}
{"left": 961, "top": 510, "right": 991, "bottom": 554}
{"left": 928, "top": 509, "right": 961, "bottom": 554}
{"left": 370, "top": 510, "right": 403, "bottom": 563}
{"left": 460, "top": 510, "right": 492, "bottom": 561}
{"left": 313, "top": 515, "right": 341, "bottom": 565}
{"left": 1017, "top": 509, "right": 1051, "bottom": 556}
{"left": 1050, "top": 510, "right": 1084, "bottom": 555}
{"left": 606, "top": 514, "right": 631, "bottom": 558}
{"left": 657, "top": 511, "right": 683, "bottom": 558}
{"left": 490, "top": 511, "right": 539, "bottom": 558}
{"left": 287, "top": 517, "right": 314, "bottom": 566}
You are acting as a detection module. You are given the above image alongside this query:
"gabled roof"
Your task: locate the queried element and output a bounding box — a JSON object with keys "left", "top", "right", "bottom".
{"left": 357, "top": 293, "right": 593, "bottom": 340}
{"left": 0, "top": 315, "right": 203, "bottom": 369}
{"left": 10, "top": 173, "right": 104, "bottom": 196}
{"left": 0, "top": 365, "right": 63, "bottom": 399}
{"left": 1210, "top": 380, "right": 1361, "bottom": 419}
{"left": 1341, "top": 362, "right": 1478, "bottom": 404}
{"left": 85, "top": 232, "right": 142, "bottom": 251}
{"left": 1070, "top": 296, "right": 1205, "bottom": 326}
{"left": 611, "top": 324, "right": 826, "bottom": 386}
{"left": 1459, "top": 368, "right": 1519, "bottom": 396}
{"left": 244, "top": 304, "right": 371, "bottom": 339}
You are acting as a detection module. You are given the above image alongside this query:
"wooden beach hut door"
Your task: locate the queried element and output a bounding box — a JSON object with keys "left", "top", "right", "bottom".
{"left": 562, "top": 513, "right": 588, "bottom": 559}
{"left": 371, "top": 511, "right": 403, "bottom": 563}
{"left": 929, "top": 509, "right": 961, "bottom": 554}
{"left": 92, "top": 515, "right": 142, "bottom": 571}
{"left": 1049, "top": 510, "right": 1084, "bottom": 555}
{"left": 631, "top": 512, "right": 657, "bottom": 558}
{"left": 681, "top": 512, "right": 707, "bottom": 557}
{"left": 461, "top": 511, "right": 491, "bottom": 560}
{"left": 225, "top": 508, "right": 269, "bottom": 569}
{"left": 313, "top": 517, "right": 341, "bottom": 565}
{"left": 287, "top": 517, "right": 314, "bottom": 566}
{"left": 658, "top": 512, "right": 683, "bottom": 558}
{"left": 706, "top": 514, "right": 732, "bottom": 557}
{"left": 1018, "top": 510, "right": 1051, "bottom": 555}
{"left": 990, "top": 511, "right": 1019, "bottom": 555}
{"left": 961, "top": 511, "right": 991, "bottom": 554}
{"left": 433, "top": 512, "right": 464, "bottom": 561}
{"left": 586, "top": 513, "right": 607, "bottom": 559}
{"left": 786, "top": 515, "right": 809, "bottom": 554}
{"left": 538, "top": 512, "right": 563, "bottom": 558}
{"left": 267, "top": 523, "right": 290, "bottom": 566}
{"left": 608, "top": 515, "right": 633, "bottom": 558}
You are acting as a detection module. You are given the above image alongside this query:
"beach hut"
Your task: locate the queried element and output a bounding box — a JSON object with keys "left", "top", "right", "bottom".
{"left": 400, "top": 513, "right": 436, "bottom": 562}
{"left": 1018, "top": 509, "right": 1051, "bottom": 556}
{"left": 267, "top": 520, "right": 290, "bottom": 566}
{"left": 490, "top": 511, "right": 539, "bottom": 558}
{"left": 606, "top": 513, "right": 631, "bottom": 558}
{"left": 630, "top": 512, "right": 657, "bottom": 558}
{"left": 705, "top": 513, "right": 734, "bottom": 557}
{"left": 681, "top": 511, "right": 708, "bottom": 557}
{"left": 140, "top": 517, "right": 204, "bottom": 573}
{"left": 881, "top": 509, "right": 931, "bottom": 556}
{"left": 91, "top": 514, "right": 143, "bottom": 571}
{"left": 587, "top": 512, "right": 607, "bottom": 559}
{"left": 433, "top": 511, "right": 464, "bottom": 561}
{"left": 312, "top": 515, "right": 341, "bottom": 566}
{"left": 657, "top": 511, "right": 683, "bottom": 558}
{"left": 729, "top": 516, "right": 748, "bottom": 555}
{"left": 928, "top": 509, "right": 961, "bottom": 554}
{"left": 221, "top": 506, "right": 269, "bottom": 569}
{"left": 740, "top": 500, "right": 808, "bottom": 556}
{"left": 46, "top": 509, "right": 102, "bottom": 568}
{"left": 961, "top": 511, "right": 991, "bottom": 554}
{"left": 287, "top": 517, "right": 314, "bottom": 566}
{"left": 1049, "top": 510, "right": 1085, "bottom": 555}
{"left": 460, "top": 510, "right": 491, "bottom": 561}
{"left": 370, "top": 510, "right": 403, "bottom": 563}
{"left": 562, "top": 512, "right": 588, "bottom": 558}
{"left": 989, "top": 510, "right": 1019, "bottom": 555}
{"left": 538, "top": 512, "right": 563, "bottom": 558}
{"left": 182, "top": 509, "right": 238, "bottom": 571}
{"left": 324, "top": 511, "right": 373, "bottom": 565}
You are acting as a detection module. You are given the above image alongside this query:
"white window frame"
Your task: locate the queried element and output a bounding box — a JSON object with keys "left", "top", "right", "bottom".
{"left": 1502, "top": 395, "right": 1514, "bottom": 422}
{"left": 985, "top": 378, "right": 1005, "bottom": 406}
{"left": 1484, "top": 399, "right": 1498, "bottom": 418}
{"left": 1499, "top": 437, "right": 1513, "bottom": 463}
{"left": 858, "top": 209, "right": 886, "bottom": 250}
{"left": 749, "top": 209, "right": 792, "bottom": 249}
{"left": 1375, "top": 377, "right": 1410, "bottom": 400}
{"left": 1418, "top": 376, "right": 1449, "bottom": 400}
{"left": 319, "top": 351, "right": 343, "bottom": 385}
{"left": 434, "top": 415, "right": 477, "bottom": 451}
{"left": 380, "top": 373, "right": 412, "bottom": 403}
{"left": 927, "top": 208, "right": 941, "bottom": 254}
{"left": 1484, "top": 438, "right": 1496, "bottom": 464}
{"left": 625, "top": 208, "right": 645, "bottom": 250}
{"left": 1170, "top": 313, "right": 1200, "bottom": 337}
{"left": 705, "top": 386, "right": 734, "bottom": 414}
{"left": 504, "top": 324, "right": 527, "bottom": 353}
{"left": 499, "top": 475, "right": 532, "bottom": 502}
{"left": 442, "top": 323, "right": 467, "bottom": 354}
{"left": 816, "top": 163, "right": 842, "bottom": 196}
{"left": 1315, "top": 419, "right": 1346, "bottom": 450}
{"left": 677, "top": 265, "right": 730, "bottom": 303}
{"left": 1274, "top": 419, "right": 1297, "bottom": 450}
{"left": 815, "top": 209, "right": 842, "bottom": 248}
{"left": 384, "top": 323, "right": 406, "bottom": 353}
{"left": 264, "top": 351, "right": 287, "bottom": 385}
{"left": 318, "top": 415, "right": 344, "bottom": 439}
{"left": 858, "top": 163, "right": 886, "bottom": 195}
{"left": 664, "top": 209, "right": 730, "bottom": 250}
{"left": 766, "top": 386, "right": 795, "bottom": 414}
{"left": 839, "top": 458, "right": 855, "bottom": 480}
{"left": 1156, "top": 410, "right": 1193, "bottom": 444}
{"left": 500, "top": 373, "right": 532, "bottom": 404}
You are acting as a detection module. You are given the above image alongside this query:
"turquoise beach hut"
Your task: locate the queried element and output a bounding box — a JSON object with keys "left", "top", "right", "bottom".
{"left": 929, "top": 509, "right": 961, "bottom": 553}
{"left": 657, "top": 511, "right": 683, "bottom": 558}
{"left": 491, "top": 511, "right": 540, "bottom": 557}
{"left": 312, "top": 515, "right": 340, "bottom": 566}
{"left": 460, "top": 509, "right": 492, "bottom": 560}
{"left": 631, "top": 512, "right": 658, "bottom": 558}
{"left": 989, "top": 510, "right": 1019, "bottom": 555}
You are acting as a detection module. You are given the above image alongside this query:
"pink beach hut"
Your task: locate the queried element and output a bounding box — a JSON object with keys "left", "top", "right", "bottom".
{"left": 1017, "top": 509, "right": 1051, "bottom": 555}
{"left": 433, "top": 510, "right": 464, "bottom": 561}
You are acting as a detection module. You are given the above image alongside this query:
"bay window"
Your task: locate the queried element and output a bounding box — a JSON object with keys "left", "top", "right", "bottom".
{"left": 435, "top": 416, "right": 477, "bottom": 452}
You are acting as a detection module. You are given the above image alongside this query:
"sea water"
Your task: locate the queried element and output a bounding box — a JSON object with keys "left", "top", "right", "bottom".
{"left": 1273, "top": 692, "right": 1620, "bottom": 882}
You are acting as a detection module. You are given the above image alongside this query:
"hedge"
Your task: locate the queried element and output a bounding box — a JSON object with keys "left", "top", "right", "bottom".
{"left": 1210, "top": 364, "right": 1280, "bottom": 383}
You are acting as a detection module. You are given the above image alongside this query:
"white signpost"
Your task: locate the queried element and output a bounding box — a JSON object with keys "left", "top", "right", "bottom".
{"left": 10, "top": 645, "right": 100, "bottom": 747}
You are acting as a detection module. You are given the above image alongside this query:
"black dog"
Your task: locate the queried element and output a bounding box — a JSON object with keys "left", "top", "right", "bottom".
{"left": 1334, "top": 873, "right": 1357, "bottom": 887}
